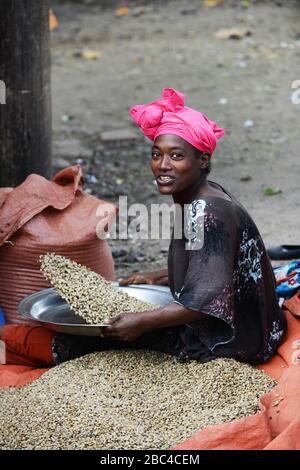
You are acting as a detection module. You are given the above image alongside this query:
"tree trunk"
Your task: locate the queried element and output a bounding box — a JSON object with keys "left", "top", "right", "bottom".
{"left": 0, "top": 0, "right": 52, "bottom": 187}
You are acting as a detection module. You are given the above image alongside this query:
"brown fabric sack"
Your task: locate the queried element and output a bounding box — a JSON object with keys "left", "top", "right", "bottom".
{"left": 0, "top": 165, "right": 116, "bottom": 325}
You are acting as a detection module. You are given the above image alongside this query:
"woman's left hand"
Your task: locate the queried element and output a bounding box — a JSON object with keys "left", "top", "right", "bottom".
{"left": 100, "top": 312, "right": 148, "bottom": 342}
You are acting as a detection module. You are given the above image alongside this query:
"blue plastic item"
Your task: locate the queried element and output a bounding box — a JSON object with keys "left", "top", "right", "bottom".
{"left": 0, "top": 306, "right": 6, "bottom": 326}
{"left": 273, "top": 260, "right": 300, "bottom": 299}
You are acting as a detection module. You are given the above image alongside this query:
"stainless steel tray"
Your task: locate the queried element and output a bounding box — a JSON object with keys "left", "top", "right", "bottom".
{"left": 18, "top": 284, "right": 174, "bottom": 336}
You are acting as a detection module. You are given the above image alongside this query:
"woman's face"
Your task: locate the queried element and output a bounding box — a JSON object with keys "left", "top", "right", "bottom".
{"left": 150, "top": 134, "right": 207, "bottom": 195}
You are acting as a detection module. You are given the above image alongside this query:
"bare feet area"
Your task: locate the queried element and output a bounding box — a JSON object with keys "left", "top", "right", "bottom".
{"left": 50, "top": 0, "right": 300, "bottom": 277}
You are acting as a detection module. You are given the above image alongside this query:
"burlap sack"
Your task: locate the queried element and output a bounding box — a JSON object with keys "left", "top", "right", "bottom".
{"left": 0, "top": 165, "right": 116, "bottom": 325}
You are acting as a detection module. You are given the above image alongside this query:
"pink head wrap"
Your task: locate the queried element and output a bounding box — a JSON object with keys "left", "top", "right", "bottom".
{"left": 130, "top": 88, "right": 225, "bottom": 155}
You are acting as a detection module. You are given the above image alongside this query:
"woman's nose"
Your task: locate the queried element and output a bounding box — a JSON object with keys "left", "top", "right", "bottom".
{"left": 159, "top": 155, "right": 172, "bottom": 171}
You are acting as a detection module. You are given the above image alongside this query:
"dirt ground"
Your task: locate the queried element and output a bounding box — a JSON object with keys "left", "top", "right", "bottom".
{"left": 50, "top": 0, "right": 300, "bottom": 278}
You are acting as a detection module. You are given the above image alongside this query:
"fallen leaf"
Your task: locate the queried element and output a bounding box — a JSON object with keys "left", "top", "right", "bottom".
{"left": 115, "top": 6, "right": 130, "bottom": 17}
{"left": 204, "top": 0, "right": 224, "bottom": 7}
{"left": 49, "top": 10, "right": 59, "bottom": 31}
{"left": 240, "top": 175, "right": 252, "bottom": 182}
{"left": 77, "top": 49, "right": 101, "bottom": 61}
{"left": 215, "top": 27, "right": 251, "bottom": 40}
{"left": 263, "top": 187, "right": 282, "bottom": 196}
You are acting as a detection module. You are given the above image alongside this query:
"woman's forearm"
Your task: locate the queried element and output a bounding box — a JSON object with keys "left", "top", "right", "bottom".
{"left": 103, "top": 302, "right": 205, "bottom": 342}
{"left": 141, "top": 302, "right": 204, "bottom": 332}
{"left": 153, "top": 268, "right": 169, "bottom": 286}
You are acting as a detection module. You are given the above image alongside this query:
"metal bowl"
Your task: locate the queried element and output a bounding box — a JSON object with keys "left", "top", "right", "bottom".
{"left": 18, "top": 284, "right": 174, "bottom": 336}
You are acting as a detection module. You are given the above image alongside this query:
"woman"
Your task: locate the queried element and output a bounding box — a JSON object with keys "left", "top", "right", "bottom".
{"left": 97, "top": 88, "right": 287, "bottom": 364}
{"left": 1, "top": 88, "right": 286, "bottom": 366}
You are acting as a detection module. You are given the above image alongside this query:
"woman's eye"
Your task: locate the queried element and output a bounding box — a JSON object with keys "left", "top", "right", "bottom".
{"left": 151, "top": 152, "right": 161, "bottom": 159}
{"left": 171, "top": 153, "right": 183, "bottom": 160}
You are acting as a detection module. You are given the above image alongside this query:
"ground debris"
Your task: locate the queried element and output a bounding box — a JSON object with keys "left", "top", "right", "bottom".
{"left": 214, "top": 27, "right": 251, "bottom": 40}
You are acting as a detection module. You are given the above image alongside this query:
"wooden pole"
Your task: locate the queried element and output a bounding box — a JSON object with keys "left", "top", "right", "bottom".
{"left": 0, "top": 0, "right": 52, "bottom": 187}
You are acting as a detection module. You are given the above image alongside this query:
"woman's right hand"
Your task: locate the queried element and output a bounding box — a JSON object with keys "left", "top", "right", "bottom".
{"left": 118, "top": 269, "right": 168, "bottom": 286}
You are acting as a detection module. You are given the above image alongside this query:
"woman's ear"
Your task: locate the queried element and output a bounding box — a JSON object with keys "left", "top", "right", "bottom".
{"left": 199, "top": 153, "right": 211, "bottom": 171}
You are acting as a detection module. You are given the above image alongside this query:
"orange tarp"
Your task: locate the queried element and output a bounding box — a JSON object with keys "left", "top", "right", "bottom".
{"left": 1, "top": 293, "right": 300, "bottom": 449}
{"left": 0, "top": 365, "right": 48, "bottom": 388}
{"left": 0, "top": 325, "right": 54, "bottom": 387}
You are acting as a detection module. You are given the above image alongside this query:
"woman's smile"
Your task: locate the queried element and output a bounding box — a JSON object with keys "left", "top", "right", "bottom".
{"left": 156, "top": 174, "right": 176, "bottom": 186}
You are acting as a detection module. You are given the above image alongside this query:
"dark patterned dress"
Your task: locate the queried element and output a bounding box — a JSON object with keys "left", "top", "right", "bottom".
{"left": 53, "top": 181, "right": 287, "bottom": 365}
{"left": 167, "top": 181, "right": 287, "bottom": 364}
